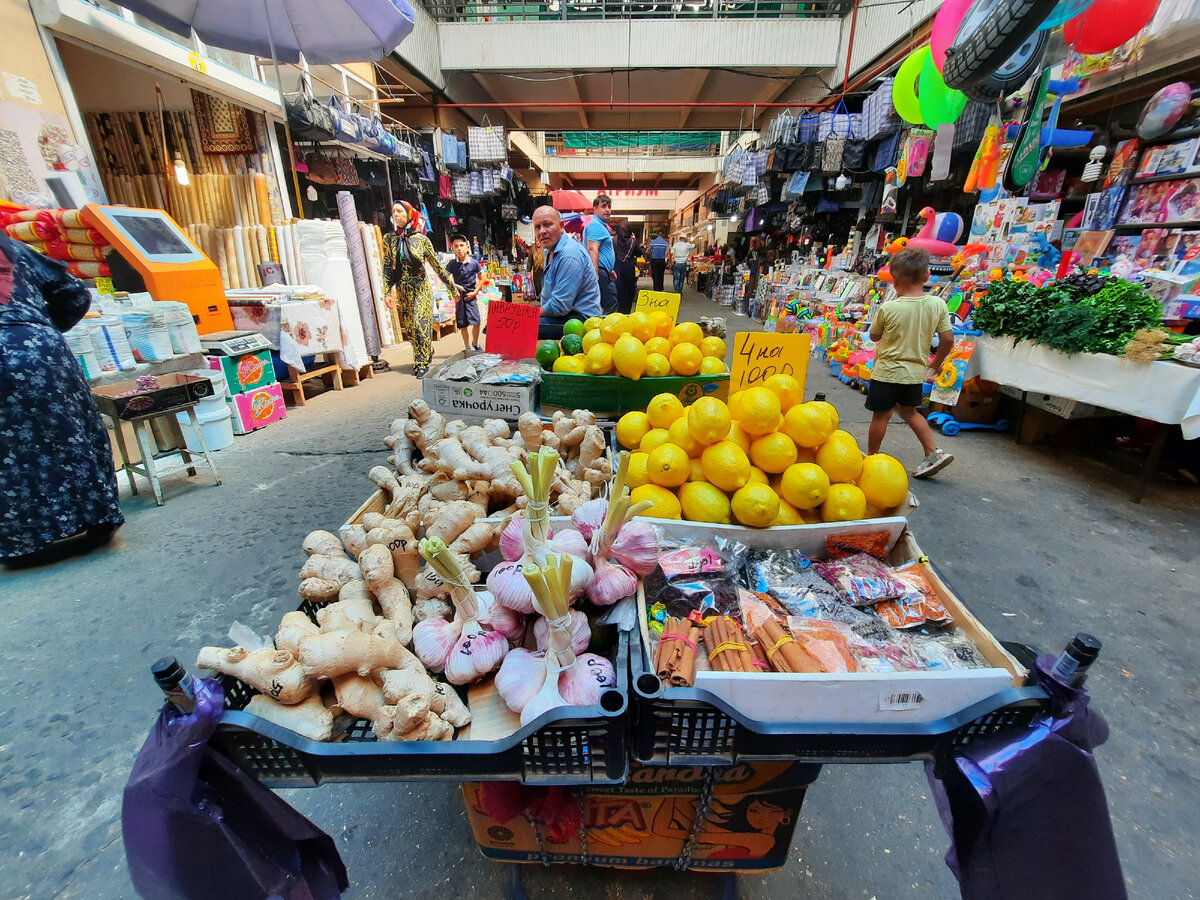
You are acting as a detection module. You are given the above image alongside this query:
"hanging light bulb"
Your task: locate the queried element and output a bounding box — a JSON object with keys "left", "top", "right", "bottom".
{"left": 1081, "top": 145, "right": 1108, "bottom": 182}
{"left": 173, "top": 153, "right": 190, "bottom": 186}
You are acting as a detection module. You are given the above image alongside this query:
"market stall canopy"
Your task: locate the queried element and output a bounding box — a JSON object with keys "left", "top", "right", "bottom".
{"left": 117, "top": 0, "right": 416, "bottom": 64}
{"left": 551, "top": 190, "right": 592, "bottom": 213}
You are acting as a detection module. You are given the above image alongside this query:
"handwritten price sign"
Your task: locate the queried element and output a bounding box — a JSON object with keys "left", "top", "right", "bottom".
{"left": 485, "top": 300, "right": 541, "bottom": 360}
{"left": 635, "top": 290, "right": 681, "bottom": 325}
{"left": 729, "top": 331, "right": 811, "bottom": 393}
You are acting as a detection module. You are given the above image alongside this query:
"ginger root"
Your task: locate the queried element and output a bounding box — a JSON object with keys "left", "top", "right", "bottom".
{"left": 383, "top": 417, "right": 416, "bottom": 476}
{"left": 412, "top": 597, "right": 453, "bottom": 623}
{"left": 331, "top": 673, "right": 386, "bottom": 720}
{"left": 404, "top": 399, "right": 446, "bottom": 451}
{"left": 302, "top": 530, "right": 345, "bottom": 558}
{"left": 299, "top": 554, "right": 359, "bottom": 586}
{"left": 359, "top": 544, "right": 414, "bottom": 644}
{"left": 425, "top": 500, "right": 487, "bottom": 545}
{"left": 197, "top": 646, "right": 312, "bottom": 704}
{"left": 276, "top": 610, "right": 320, "bottom": 655}
{"left": 374, "top": 707, "right": 452, "bottom": 742}
{"left": 297, "top": 628, "right": 414, "bottom": 679}
{"left": 516, "top": 411, "right": 544, "bottom": 454}
{"left": 246, "top": 693, "right": 335, "bottom": 742}
{"left": 299, "top": 577, "right": 342, "bottom": 603}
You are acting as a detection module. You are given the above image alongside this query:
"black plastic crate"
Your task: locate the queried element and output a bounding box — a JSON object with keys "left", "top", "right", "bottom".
{"left": 630, "top": 635, "right": 1049, "bottom": 766}
{"left": 208, "top": 627, "right": 631, "bottom": 788}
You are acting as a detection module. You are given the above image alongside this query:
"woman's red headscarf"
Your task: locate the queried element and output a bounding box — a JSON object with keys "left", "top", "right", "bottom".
{"left": 395, "top": 200, "right": 424, "bottom": 234}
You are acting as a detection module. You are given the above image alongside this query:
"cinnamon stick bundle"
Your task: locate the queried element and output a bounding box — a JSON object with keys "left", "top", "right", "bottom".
{"left": 654, "top": 617, "right": 700, "bottom": 687}
{"left": 704, "top": 616, "right": 755, "bottom": 673}
{"left": 754, "top": 619, "right": 822, "bottom": 673}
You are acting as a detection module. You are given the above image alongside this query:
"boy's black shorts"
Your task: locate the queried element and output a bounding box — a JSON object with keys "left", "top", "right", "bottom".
{"left": 455, "top": 297, "right": 480, "bottom": 328}
{"left": 864, "top": 379, "right": 924, "bottom": 412}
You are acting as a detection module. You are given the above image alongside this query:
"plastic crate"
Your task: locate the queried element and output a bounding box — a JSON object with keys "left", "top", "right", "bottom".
{"left": 209, "top": 618, "right": 632, "bottom": 788}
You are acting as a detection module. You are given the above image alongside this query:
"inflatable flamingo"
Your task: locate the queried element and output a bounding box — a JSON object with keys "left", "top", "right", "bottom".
{"left": 907, "top": 207, "right": 962, "bottom": 256}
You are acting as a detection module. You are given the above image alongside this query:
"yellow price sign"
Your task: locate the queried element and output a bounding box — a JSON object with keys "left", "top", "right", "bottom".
{"left": 94, "top": 276, "right": 115, "bottom": 295}
{"left": 635, "top": 290, "right": 681, "bottom": 325}
{"left": 187, "top": 52, "right": 208, "bottom": 74}
{"left": 729, "top": 331, "right": 811, "bottom": 394}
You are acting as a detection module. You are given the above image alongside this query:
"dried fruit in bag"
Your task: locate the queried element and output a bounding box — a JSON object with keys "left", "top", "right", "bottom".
{"left": 825, "top": 531, "right": 892, "bottom": 561}
{"left": 813, "top": 553, "right": 908, "bottom": 607}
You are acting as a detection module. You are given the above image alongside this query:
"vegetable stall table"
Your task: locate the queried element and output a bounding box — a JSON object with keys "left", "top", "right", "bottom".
{"left": 974, "top": 335, "right": 1200, "bottom": 501}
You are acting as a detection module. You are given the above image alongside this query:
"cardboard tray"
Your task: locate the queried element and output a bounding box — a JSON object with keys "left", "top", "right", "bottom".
{"left": 540, "top": 371, "right": 729, "bottom": 418}
{"left": 631, "top": 523, "right": 1047, "bottom": 765}
{"left": 92, "top": 373, "right": 214, "bottom": 420}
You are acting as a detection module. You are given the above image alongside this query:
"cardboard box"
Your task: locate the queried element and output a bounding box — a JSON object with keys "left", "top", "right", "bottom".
{"left": 462, "top": 760, "right": 818, "bottom": 871}
{"left": 540, "top": 373, "right": 729, "bottom": 418}
{"left": 996, "top": 384, "right": 1108, "bottom": 419}
{"left": 92, "top": 373, "right": 214, "bottom": 420}
{"left": 208, "top": 350, "right": 276, "bottom": 395}
{"left": 950, "top": 389, "right": 1000, "bottom": 424}
{"left": 227, "top": 383, "right": 287, "bottom": 434}
{"left": 421, "top": 377, "right": 538, "bottom": 420}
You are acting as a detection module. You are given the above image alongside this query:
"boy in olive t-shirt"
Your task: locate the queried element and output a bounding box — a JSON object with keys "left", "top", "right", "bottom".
{"left": 866, "top": 247, "right": 955, "bottom": 478}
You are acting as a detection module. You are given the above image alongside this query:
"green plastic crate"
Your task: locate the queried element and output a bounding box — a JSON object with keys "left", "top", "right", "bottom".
{"left": 540, "top": 372, "right": 729, "bottom": 417}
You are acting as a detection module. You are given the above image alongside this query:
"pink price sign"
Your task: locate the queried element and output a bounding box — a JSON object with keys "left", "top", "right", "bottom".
{"left": 485, "top": 300, "right": 542, "bottom": 360}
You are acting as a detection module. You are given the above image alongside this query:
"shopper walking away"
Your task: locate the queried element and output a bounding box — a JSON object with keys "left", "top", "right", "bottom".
{"left": 446, "top": 232, "right": 483, "bottom": 351}
{"left": 584, "top": 193, "right": 617, "bottom": 314}
{"left": 383, "top": 200, "right": 460, "bottom": 378}
{"left": 1, "top": 232, "right": 123, "bottom": 566}
{"left": 671, "top": 234, "right": 695, "bottom": 293}
{"left": 533, "top": 206, "right": 602, "bottom": 339}
{"left": 613, "top": 220, "right": 642, "bottom": 314}
{"left": 865, "top": 247, "right": 955, "bottom": 478}
{"left": 648, "top": 229, "right": 670, "bottom": 291}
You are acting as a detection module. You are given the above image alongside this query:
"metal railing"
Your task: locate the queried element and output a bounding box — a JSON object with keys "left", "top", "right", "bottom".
{"left": 544, "top": 131, "right": 723, "bottom": 156}
{"left": 419, "top": 0, "right": 852, "bottom": 22}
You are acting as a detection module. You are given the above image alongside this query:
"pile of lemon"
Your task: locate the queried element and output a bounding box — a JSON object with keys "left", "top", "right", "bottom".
{"left": 551, "top": 311, "right": 728, "bottom": 379}
{"left": 615, "top": 376, "right": 910, "bottom": 527}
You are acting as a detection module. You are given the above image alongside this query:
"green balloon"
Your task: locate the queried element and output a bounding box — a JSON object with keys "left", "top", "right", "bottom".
{"left": 919, "top": 53, "right": 968, "bottom": 127}
{"left": 892, "top": 46, "right": 929, "bottom": 126}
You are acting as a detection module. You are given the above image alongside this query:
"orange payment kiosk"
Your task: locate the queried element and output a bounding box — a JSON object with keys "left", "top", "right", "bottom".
{"left": 84, "top": 204, "right": 233, "bottom": 334}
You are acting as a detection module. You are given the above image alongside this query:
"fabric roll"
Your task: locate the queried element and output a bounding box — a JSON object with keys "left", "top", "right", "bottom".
{"left": 336, "top": 191, "right": 380, "bottom": 356}
{"left": 360, "top": 222, "right": 395, "bottom": 347}
{"left": 295, "top": 219, "right": 367, "bottom": 369}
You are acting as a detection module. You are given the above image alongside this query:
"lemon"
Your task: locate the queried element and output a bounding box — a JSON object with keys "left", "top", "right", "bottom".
{"left": 736, "top": 386, "right": 782, "bottom": 436}
{"left": 857, "top": 453, "right": 909, "bottom": 508}
{"left": 584, "top": 342, "right": 614, "bottom": 375}
{"left": 726, "top": 421, "right": 753, "bottom": 453}
{"left": 780, "top": 403, "right": 835, "bottom": 448}
{"left": 679, "top": 481, "right": 732, "bottom": 524}
{"left": 747, "top": 466, "right": 769, "bottom": 485}
{"left": 645, "top": 352, "right": 671, "bottom": 377}
{"left": 631, "top": 483, "right": 681, "bottom": 519}
{"left": 649, "top": 310, "right": 673, "bottom": 338}
{"left": 552, "top": 355, "right": 584, "bottom": 373}
{"left": 646, "top": 393, "right": 685, "bottom": 428}
{"left": 810, "top": 399, "right": 840, "bottom": 428}
{"left": 749, "top": 432, "right": 799, "bottom": 474}
{"left": 821, "top": 483, "right": 867, "bottom": 522}
{"left": 727, "top": 391, "right": 744, "bottom": 420}
{"left": 731, "top": 483, "right": 780, "bottom": 528}
{"left": 613, "top": 334, "right": 648, "bottom": 381}
{"left": 600, "top": 312, "right": 630, "bottom": 343}
{"left": 668, "top": 417, "right": 704, "bottom": 457}
{"left": 699, "top": 357, "right": 728, "bottom": 375}
{"left": 627, "top": 311, "right": 655, "bottom": 342}
{"left": 644, "top": 336, "right": 672, "bottom": 357}
{"left": 816, "top": 431, "right": 864, "bottom": 483}
{"left": 669, "top": 342, "right": 703, "bottom": 376}
{"left": 779, "top": 462, "right": 830, "bottom": 510}
{"left": 762, "top": 373, "right": 803, "bottom": 412}
{"left": 688, "top": 458, "right": 707, "bottom": 482}
{"left": 699, "top": 336, "right": 727, "bottom": 358}
{"left": 647, "top": 442, "right": 691, "bottom": 488}
{"left": 773, "top": 497, "right": 804, "bottom": 526}
{"left": 639, "top": 427, "right": 671, "bottom": 453}
{"left": 584, "top": 316, "right": 602, "bottom": 333}
{"left": 800, "top": 506, "right": 824, "bottom": 524}
{"left": 616, "top": 411, "right": 652, "bottom": 449}
{"left": 627, "top": 451, "right": 650, "bottom": 487}
{"left": 582, "top": 328, "right": 603, "bottom": 353}
{"left": 687, "top": 397, "right": 731, "bottom": 446}
{"left": 670, "top": 321, "right": 704, "bottom": 347}
{"left": 700, "top": 440, "right": 751, "bottom": 492}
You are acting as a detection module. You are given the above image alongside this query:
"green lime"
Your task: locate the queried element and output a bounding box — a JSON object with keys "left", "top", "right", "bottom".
{"left": 563, "top": 318, "right": 586, "bottom": 338}
{"left": 536, "top": 340, "right": 561, "bottom": 370}
{"left": 560, "top": 333, "right": 584, "bottom": 356}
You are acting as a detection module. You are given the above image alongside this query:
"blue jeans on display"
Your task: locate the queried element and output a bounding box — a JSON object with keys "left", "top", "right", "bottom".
{"left": 673, "top": 262, "right": 688, "bottom": 293}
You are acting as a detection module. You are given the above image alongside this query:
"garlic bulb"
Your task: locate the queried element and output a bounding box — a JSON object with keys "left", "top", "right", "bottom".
{"left": 520, "top": 660, "right": 569, "bottom": 726}
{"left": 443, "top": 619, "right": 508, "bottom": 685}
{"left": 533, "top": 610, "right": 591, "bottom": 655}
{"left": 586, "top": 555, "right": 638, "bottom": 607}
{"left": 570, "top": 498, "right": 608, "bottom": 542}
{"left": 548, "top": 528, "right": 590, "bottom": 559}
{"left": 412, "top": 616, "right": 458, "bottom": 672}
{"left": 495, "top": 648, "right": 545, "bottom": 713}
{"left": 607, "top": 520, "right": 659, "bottom": 576}
{"left": 499, "top": 514, "right": 554, "bottom": 562}
{"left": 480, "top": 599, "right": 526, "bottom": 644}
{"left": 558, "top": 653, "right": 616, "bottom": 705}
{"left": 495, "top": 648, "right": 616, "bottom": 717}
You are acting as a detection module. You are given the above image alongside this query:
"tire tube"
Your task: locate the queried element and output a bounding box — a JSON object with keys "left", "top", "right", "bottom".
{"left": 962, "top": 29, "right": 1049, "bottom": 102}
{"left": 942, "top": 0, "right": 1059, "bottom": 90}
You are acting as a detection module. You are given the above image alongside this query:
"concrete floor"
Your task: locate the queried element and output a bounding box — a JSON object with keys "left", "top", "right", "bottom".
{"left": 2, "top": 279, "right": 1198, "bottom": 900}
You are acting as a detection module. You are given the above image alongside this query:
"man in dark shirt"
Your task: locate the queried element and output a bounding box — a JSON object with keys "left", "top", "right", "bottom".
{"left": 647, "top": 230, "right": 669, "bottom": 292}
{"left": 445, "top": 233, "right": 483, "bottom": 351}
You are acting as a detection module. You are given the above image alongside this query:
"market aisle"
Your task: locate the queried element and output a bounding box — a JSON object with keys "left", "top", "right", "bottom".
{"left": 1, "top": 282, "right": 1197, "bottom": 899}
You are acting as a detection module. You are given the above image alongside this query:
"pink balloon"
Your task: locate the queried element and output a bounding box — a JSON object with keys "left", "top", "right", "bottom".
{"left": 931, "top": 0, "right": 973, "bottom": 72}
{"left": 1064, "top": 0, "right": 1159, "bottom": 54}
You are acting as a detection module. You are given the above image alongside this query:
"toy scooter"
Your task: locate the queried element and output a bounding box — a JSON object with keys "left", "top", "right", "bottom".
{"left": 926, "top": 412, "right": 1010, "bottom": 437}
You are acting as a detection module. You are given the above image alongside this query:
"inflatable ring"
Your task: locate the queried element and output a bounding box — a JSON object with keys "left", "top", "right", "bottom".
{"left": 919, "top": 53, "right": 968, "bottom": 127}
{"left": 893, "top": 46, "right": 930, "bottom": 126}
{"left": 936, "top": 366, "right": 958, "bottom": 388}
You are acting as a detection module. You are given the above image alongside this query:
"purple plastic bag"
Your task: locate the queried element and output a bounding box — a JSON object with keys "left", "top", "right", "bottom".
{"left": 925, "top": 656, "right": 1126, "bottom": 900}
{"left": 122, "top": 678, "right": 348, "bottom": 900}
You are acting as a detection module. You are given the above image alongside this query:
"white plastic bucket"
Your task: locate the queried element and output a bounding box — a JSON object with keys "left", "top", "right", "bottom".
{"left": 185, "top": 367, "right": 228, "bottom": 399}
{"left": 175, "top": 406, "right": 235, "bottom": 452}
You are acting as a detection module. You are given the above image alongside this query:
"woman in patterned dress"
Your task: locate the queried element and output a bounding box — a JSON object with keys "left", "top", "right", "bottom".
{"left": 0, "top": 232, "right": 123, "bottom": 565}
{"left": 382, "top": 201, "right": 460, "bottom": 378}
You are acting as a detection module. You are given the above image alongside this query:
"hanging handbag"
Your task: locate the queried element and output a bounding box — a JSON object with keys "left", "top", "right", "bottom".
{"left": 284, "top": 74, "right": 335, "bottom": 142}
{"left": 468, "top": 169, "right": 484, "bottom": 198}
{"left": 354, "top": 159, "right": 387, "bottom": 187}
{"left": 327, "top": 94, "right": 360, "bottom": 144}
{"left": 871, "top": 131, "right": 901, "bottom": 172}
{"left": 332, "top": 151, "right": 361, "bottom": 187}
{"left": 467, "top": 116, "right": 507, "bottom": 163}
{"left": 304, "top": 151, "right": 338, "bottom": 185}
{"left": 842, "top": 138, "right": 868, "bottom": 172}
{"left": 353, "top": 103, "right": 383, "bottom": 151}
{"left": 438, "top": 173, "right": 453, "bottom": 199}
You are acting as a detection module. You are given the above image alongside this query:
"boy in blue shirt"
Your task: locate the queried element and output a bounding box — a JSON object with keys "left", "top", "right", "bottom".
{"left": 445, "top": 233, "right": 482, "bottom": 351}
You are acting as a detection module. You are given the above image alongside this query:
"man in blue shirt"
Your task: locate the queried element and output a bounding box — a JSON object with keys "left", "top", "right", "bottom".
{"left": 648, "top": 229, "right": 670, "bottom": 291}
{"left": 584, "top": 193, "right": 617, "bottom": 314}
{"left": 533, "top": 205, "right": 602, "bottom": 339}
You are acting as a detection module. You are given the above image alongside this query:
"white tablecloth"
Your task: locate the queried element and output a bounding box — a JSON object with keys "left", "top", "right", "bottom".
{"left": 975, "top": 335, "right": 1200, "bottom": 439}
{"left": 230, "top": 298, "right": 345, "bottom": 372}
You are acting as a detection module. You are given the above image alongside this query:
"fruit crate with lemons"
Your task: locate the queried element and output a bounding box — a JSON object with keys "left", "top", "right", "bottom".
{"left": 537, "top": 312, "right": 730, "bottom": 418}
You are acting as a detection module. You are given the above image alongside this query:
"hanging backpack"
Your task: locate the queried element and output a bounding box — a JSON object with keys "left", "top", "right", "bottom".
{"left": 284, "top": 75, "right": 335, "bottom": 142}
{"left": 327, "top": 95, "right": 360, "bottom": 144}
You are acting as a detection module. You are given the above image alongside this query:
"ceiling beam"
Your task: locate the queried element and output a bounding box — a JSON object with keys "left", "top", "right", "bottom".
{"left": 678, "top": 69, "right": 712, "bottom": 130}
{"left": 470, "top": 72, "right": 525, "bottom": 130}
{"left": 569, "top": 75, "right": 589, "bottom": 130}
